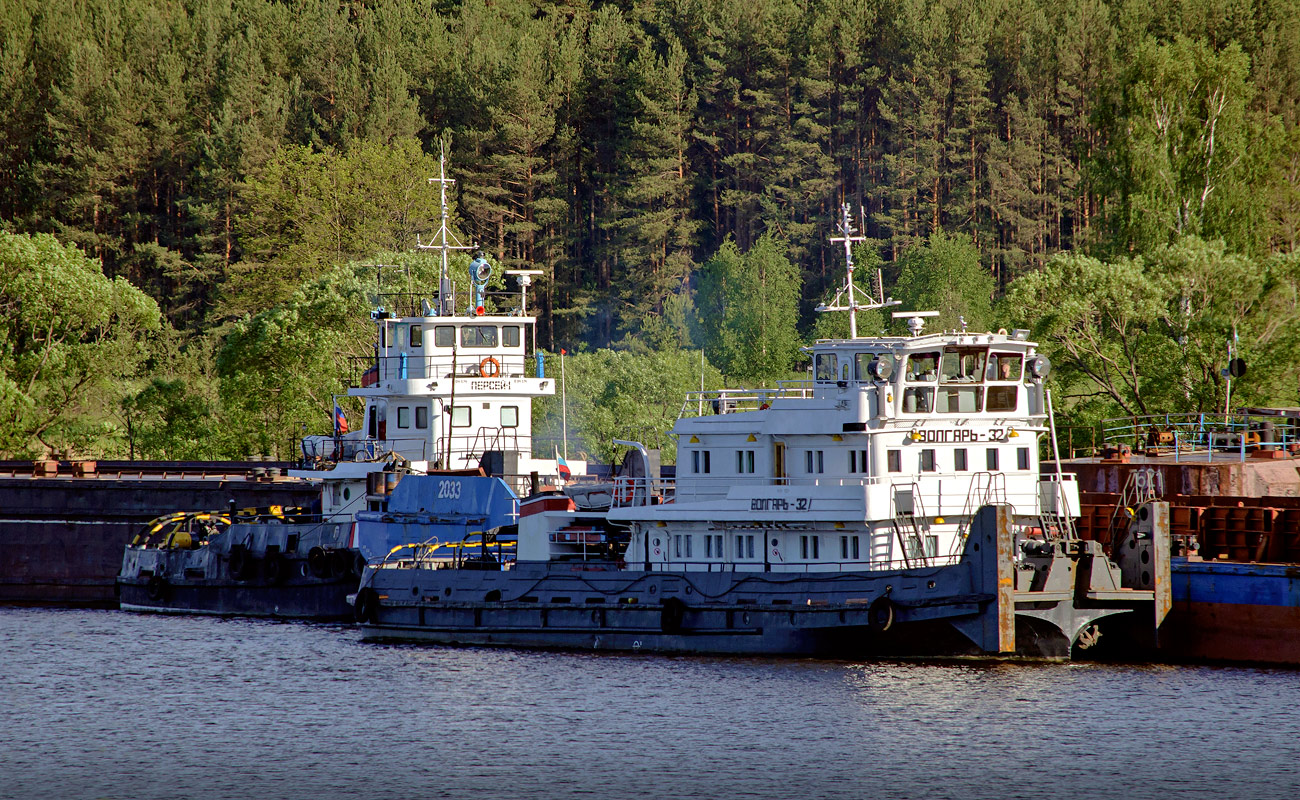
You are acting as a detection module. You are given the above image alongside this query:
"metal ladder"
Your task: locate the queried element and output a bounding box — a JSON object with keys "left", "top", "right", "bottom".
{"left": 949, "top": 472, "right": 1008, "bottom": 557}
{"left": 890, "top": 483, "right": 929, "bottom": 568}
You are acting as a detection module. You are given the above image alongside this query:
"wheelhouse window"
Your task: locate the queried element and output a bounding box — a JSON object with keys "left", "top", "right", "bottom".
{"left": 856, "top": 352, "right": 896, "bottom": 382}
{"left": 503, "top": 326, "right": 521, "bottom": 347}
{"left": 415, "top": 406, "right": 429, "bottom": 429}
{"left": 940, "top": 347, "right": 986, "bottom": 384}
{"left": 987, "top": 352, "right": 1023, "bottom": 382}
{"left": 409, "top": 324, "right": 423, "bottom": 348}
{"left": 461, "top": 325, "right": 498, "bottom": 347}
{"left": 434, "top": 326, "right": 454, "bottom": 347}
{"left": 937, "top": 386, "right": 983, "bottom": 413}
{"left": 397, "top": 406, "right": 410, "bottom": 428}
{"left": 815, "top": 353, "right": 838, "bottom": 382}
{"left": 904, "top": 352, "right": 940, "bottom": 382}
{"left": 986, "top": 385, "right": 1018, "bottom": 412}
{"left": 501, "top": 406, "right": 519, "bottom": 428}
{"left": 450, "top": 406, "right": 471, "bottom": 427}
{"left": 903, "top": 387, "right": 934, "bottom": 413}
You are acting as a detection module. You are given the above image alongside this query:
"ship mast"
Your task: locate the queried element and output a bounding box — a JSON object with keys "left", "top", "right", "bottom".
{"left": 417, "top": 142, "right": 475, "bottom": 315}
{"left": 818, "top": 203, "right": 898, "bottom": 336}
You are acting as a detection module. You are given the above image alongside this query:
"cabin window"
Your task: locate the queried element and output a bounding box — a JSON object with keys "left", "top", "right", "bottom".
{"left": 800, "top": 535, "right": 820, "bottom": 560}
{"left": 805, "top": 450, "right": 824, "bottom": 473}
{"left": 987, "top": 448, "right": 1000, "bottom": 470}
{"left": 887, "top": 450, "right": 901, "bottom": 473}
{"left": 450, "top": 406, "right": 471, "bottom": 428}
{"left": 368, "top": 407, "right": 378, "bottom": 438}
{"left": 1018, "top": 447, "right": 1030, "bottom": 470}
{"left": 501, "top": 406, "right": 519, "bottom": 428}
{"left": 397, "top": 406, "right": 410, "bottom": 428}
{"left": 903, "top": 387, "right": 934, "bottom": 413}
{"left": 461, "top": 325, "right": 498, "bottom": 347}
{"left": 736, "top": 534, "right": 756, "bottom": 559}
{"left": 815, "top": 353, "right": 838, "bottom": 382}
{"left": 737, "top": 450, "right": 755, "bottom": 474}
{"left": 955, "top": 448, "right": 968, "bottom": 471}
{"left": 840, "top": 535, "right": 861, "bottom": 560}
{"left": 987, "top": 352, "right": 1023, "bottom": 382}
{"left": 936, "top": 386, "right": 983, "bottom": 414}
{"left": 410, "top": 325, "right": 423, "bottom": 348}
{"left": 692, "top": 450, "right": 711, "bottom": 474}
{"left": 674, "top": 534, "right": 693, "bottom": 559}
{"left": 415, "top": 406, "right": 429, "bottom": 429}
{"left": 503, "top": 326, "right": 521, "bottom": 347}
{"left": 856, "top": 352, "right": 896, "bottom": 382}
{"left": 904, "top": 352, "right": 940, "bottom": 382}
{"left": 940, "top": 347, "right": 986, "bottom": 384}
{"left": 986, "top": 385, "right": 1018, "bottom": 412}
{"left": 434, "top": 326, "right": 454, "bottom": 347}
{"left": 849, "top": 449, "right": 869, "bottom": 474}
{"left": 920, "top": 449, "right": 936, "bottom": 472}
{"left": 379, "top": 324, "right": 387, "bottom": 348}
{"left": 706, "top": 534, "right": 724, "bottom": 558}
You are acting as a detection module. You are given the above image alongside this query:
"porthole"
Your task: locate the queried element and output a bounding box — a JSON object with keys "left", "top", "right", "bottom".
{"left": 343, "top": 487, "right": 351, "bottom": 501}
{"left": 443, "top": 587, "right": 452, "bottom": 596}
{"left": 411, "top": 586, "right": 419, "bottom": 596}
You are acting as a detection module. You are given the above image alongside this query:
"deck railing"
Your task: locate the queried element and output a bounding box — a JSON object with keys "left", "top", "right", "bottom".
{"left": 1101, "top": 412, "right": 1300, "bottom": 462}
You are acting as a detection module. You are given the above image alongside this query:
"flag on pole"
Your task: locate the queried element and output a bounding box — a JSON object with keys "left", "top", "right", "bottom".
{"left": 555, "top": 447, "right": 571, "bottom": 480}
{"left": 334, "top": 403, "right": 349, "bottom": 435}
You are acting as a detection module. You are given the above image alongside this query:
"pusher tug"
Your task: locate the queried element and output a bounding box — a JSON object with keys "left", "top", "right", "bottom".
{"left": 350, "top": 206, "right": 1169, "bottom": 659}
{"left": 116, "top": 155, "right": 578, "bottom": 619}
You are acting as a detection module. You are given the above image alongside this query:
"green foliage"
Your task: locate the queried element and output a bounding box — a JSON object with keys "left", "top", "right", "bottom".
{"left": 0, "top": 231, "right": 162, "bottom": 457}
{"left": 695, "top": 235, "right": 803, "bottom": 383}
{"left": 892, "top": 231, "right": 995, "bottom": 330}
{"left": 533, "top": 349, "right": 725, "bottom": 464}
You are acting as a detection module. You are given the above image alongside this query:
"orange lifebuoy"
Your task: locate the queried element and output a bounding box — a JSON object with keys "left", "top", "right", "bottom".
{"left": 614, "top": 476, "right": 635, "bottom": 504}
{"left": 479, "top": 356, "right": 501, "bottom": 377}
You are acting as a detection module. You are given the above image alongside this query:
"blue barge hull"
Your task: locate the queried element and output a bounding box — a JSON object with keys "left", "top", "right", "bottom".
{"left": 1161, "top": 558, "right": 1300, "bottom": 664}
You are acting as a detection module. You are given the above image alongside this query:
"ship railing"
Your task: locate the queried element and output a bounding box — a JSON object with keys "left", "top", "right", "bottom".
{"left": 374, "top": 291, "right": 527, "bottom": 319}
{"left": 348, "top": 353, "right": 532, "bottom": 386}
{"left": 613, "top": 473, "right": 1061, "bottom": 518}
{"left": 644, "top": 554, "right": 966, "bottom": 574}
{"left": 678, "top": 384, "right": 816, "bottom": 418}
{"left": 300, "top": 435, "right": 429, "bottom": 465}
{"left": 1101, "top": 411, "right": 1300, "bottom": 462}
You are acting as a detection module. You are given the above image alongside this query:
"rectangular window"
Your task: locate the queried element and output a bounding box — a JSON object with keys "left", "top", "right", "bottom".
{"left": 415, "top": 406, "right": 428, "bottom": 429}
{"left": 841, "top": 536, "right": 849, "bottom": 560}
{"left": 815, "top": 353, "right": 838, "bottom": 381}
{"left": 674, "top": 535, "right": 683, "bottom": 558}
{"left": 503, "top": 326, "right": 521, "bottom": 347}
{"left": 955, "top": 448, "right": 968, "bottom": 471}
{"left": 460, "top": 325, "right": 498, "bottom": 348}
{"left": 849, "top": 450, "right": 856, "bottom": 473}
{"left": 684, "top": 535, "right": 692, "bottom": 558}
{"left": 737, "top": 535, "right": 745, "bottom": 559}
{"left": 987, "top": 352, "right": 1023, "bottom": 381}
{"left": 397, "top": 406, "right": 411, "bottom": 429}
{"left": 805, "top": 450, "right": 813, "bottom": 472}
{"left": 409, "top": 324, "right": 423, "bottom": 348}
{"left": 902, "top": 387, "right": 934, "bottom": 413}
{"left": 451, "top": 406, "right": 471, "bottom": 428}
{"left": 692, "top": 450, "right": 700, "bottom": 474}
{"left": 746, "top": 535, "right": 755, "bottom": 559}
{"left": 940, "top": 347, "right": 987, "bottom": 384}
{"left": 706, "top": 536, "right": 715, "bottom": 558}
{"left": 987, "top": 448, "right": 999, "bottom": 470}
{"left": 1018, "top": 447, "right": 1030, "bottom": 471}
{"left": 501, "top": 406, "right": 519, "bottom": 428}
{"left": 737, "top": 450, "right": 755, "bottom": 473}
{"left": 986, "top": 385, "right": 1018, "bottom": 412}
{"left": 887, "top": 450, "right": 901, "bottom": 473}
{"left": 434, "top": 326, "right": 454, "bottom": 347}
{"left": 920, "top": 449, "right": 936, "bottom": 472}
{"left": 851, "top": 536, "right": 860, "bottom": 560}
{"left": 800, "top": 535, "right": 809, "bottom": 559}
{"left": 703, "top": 451, "right": 711, "bottom": 473}
{"left": 812, "top": 536, "right": 819, "bottom": 559}
{"left": 936, "top": 386, "right": 983, "bottom": 413}
{"left": 905, "top": 352, "right": 940, "bottom": 382}
{"left": 815, "top": 451, "right": 824, "bottom": 473}
{"left": 379, "top": 324, "right": 387, "bottom": 348}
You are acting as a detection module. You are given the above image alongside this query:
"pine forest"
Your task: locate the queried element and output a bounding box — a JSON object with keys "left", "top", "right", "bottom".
{"left": 2, "top": 0, "right": 1299, "bottom": 460}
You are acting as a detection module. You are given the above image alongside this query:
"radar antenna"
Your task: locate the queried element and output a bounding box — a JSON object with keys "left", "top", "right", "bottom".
{"left": 817, "top": 203, "right": 900, "bottom": 337}
{"left": 417, "top": 141, "right": 476, "bottom": 315}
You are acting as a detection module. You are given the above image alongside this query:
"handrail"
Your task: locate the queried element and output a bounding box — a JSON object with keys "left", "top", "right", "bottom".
{"left": 1100, "top": 411, "right": 1300, "bottom": 461}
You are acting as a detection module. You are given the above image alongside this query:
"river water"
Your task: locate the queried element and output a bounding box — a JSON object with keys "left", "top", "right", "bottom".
{"left": 2, "top": 607, "right": 1298, "bottom": 800}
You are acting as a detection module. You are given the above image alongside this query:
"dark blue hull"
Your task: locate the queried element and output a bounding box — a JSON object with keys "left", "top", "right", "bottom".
{"left": 1157, "top": 558, "right": 1300, "bottom": 664}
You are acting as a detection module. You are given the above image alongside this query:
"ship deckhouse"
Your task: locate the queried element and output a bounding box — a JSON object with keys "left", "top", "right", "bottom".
{"left": 607, "top": 206, "right": 1076, "bottom": 573}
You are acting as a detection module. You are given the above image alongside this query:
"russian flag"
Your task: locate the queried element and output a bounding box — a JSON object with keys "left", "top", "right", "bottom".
{"left": 334, "top": 403, "right": 349, "bottom": 435}
{"left": 555, "top": 447, "right": 571, "bottom": 480}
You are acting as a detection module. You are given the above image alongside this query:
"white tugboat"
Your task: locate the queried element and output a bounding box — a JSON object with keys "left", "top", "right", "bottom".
{"left": 117, "top": 155, "right": 577, "bottom": 618}
{"left": 351, "top": 206, "right": 1169, "bottom": 658}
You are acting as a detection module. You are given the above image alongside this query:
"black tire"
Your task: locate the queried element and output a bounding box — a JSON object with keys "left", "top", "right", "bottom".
{"left": 660, "top": 597, "right": 687, "bottom": 634}
{"left": 228, "top": 546, "right": 253, "bottom": 581}
{"left": 868, "top": 596, "right": 895, "bottom": 633}
{"left": 264, "top": 553, "right": 287, "bottom": 585}
{"left": 330, "top": 548, "right": 352, "bottom": 578}
{"left": 145, "top": 575, "right": 168, "bottom": 602}
{"left": 355, "top": 587, "right": 380, "bottom": 624}
{"left": 307, "top": 546, "right": 330, "bottom": 579}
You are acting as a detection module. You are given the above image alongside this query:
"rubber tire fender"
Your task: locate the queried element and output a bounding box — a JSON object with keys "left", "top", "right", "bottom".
{"left": 660, "top": 596, "right": 687, "bottom": 634}
{"left": 263, "top": 553, "right": 287, "bottom": 585}
{"left": 307, "top": 546, "right": 330, "bottom": 579}
{"left": 145, "top": 575, "right": 168, "bottom": 602}
{"left": 355, "top": 587, "right": 380, "bottom": 624}
{"left": 329, "top": 548, "right": 353, "bottom": 578}
{"left": 868, "top": 596, "right": 895, "bottom": 633}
